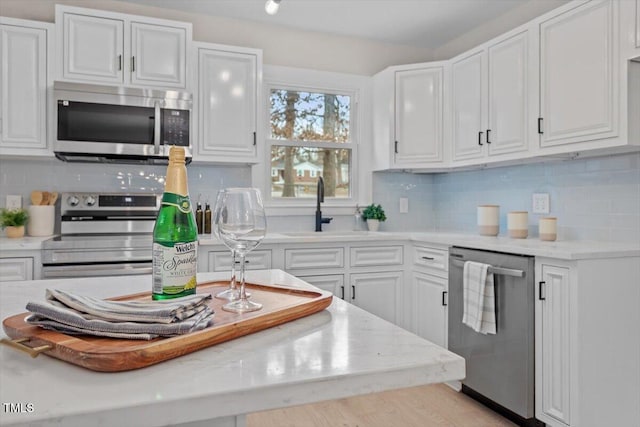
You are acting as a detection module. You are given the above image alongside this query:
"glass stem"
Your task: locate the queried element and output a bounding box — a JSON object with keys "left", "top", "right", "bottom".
{"left": 230, "top": 249, "right": 237, "bottom": 291}
{"left": 238, "top": 253, "right": 248, "bottom": 301}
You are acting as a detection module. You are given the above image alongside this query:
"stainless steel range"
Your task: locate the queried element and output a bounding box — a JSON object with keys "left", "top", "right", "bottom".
{"left": 42, "top": 192, "right": 160, "bottom": 278}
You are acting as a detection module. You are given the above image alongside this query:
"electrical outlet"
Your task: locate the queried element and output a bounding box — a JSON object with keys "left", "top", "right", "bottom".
{"left": 5, "top": 195, "right": 22, "bottom": 210}
{"left": 532, "top": 193, "right": 550, "bottom": 214}
{"left": 399, "top": 197, "right": 409, "bottom": 213}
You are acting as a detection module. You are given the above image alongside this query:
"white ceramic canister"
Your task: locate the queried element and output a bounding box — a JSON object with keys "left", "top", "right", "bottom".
{"left": 477, "top": 205, "right": 499, "bottom": 236}
{"left": 28, "top": 205, "right": 55, "bottom": 237}
{"left": 539, "top": 217, "right": 557, "bottom": 241}
{"left": 507, "top": 211, "right": 528, "bottom": 239}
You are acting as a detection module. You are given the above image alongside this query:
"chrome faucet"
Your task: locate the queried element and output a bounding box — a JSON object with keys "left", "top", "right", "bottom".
{"left": 315, "top": 176, "right": 333, "bottom": 232}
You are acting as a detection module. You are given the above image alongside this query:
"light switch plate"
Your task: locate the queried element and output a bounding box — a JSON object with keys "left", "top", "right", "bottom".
{"left": 399, "top": 197, "right": 409, "bottom": 213}
{"left": 532, "top": 193, "right": 550, "bottom": 214}
{"left": 6, "top": 195, "right": 22, "bottom": 210}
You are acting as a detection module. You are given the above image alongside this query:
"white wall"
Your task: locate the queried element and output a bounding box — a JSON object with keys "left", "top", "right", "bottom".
{"left": 0, "top": 0, "right": 435, "bottom": 75}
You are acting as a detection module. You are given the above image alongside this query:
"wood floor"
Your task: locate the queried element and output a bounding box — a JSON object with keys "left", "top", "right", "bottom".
{"left": 247, "top": 384, "right": 517, "bottom": 427}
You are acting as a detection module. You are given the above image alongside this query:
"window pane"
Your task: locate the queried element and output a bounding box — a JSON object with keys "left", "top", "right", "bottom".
{"left": 269, "top": 89, "right": 350, "bottom": 143}
{"left": 270, "top": 146, "right": 351, "bottom": 198}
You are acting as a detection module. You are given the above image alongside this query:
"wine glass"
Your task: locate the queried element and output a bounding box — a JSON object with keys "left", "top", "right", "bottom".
{"left": 215, "top": 188, "right": 267, "bottom": 313}
{"left": 212, "top": 189, "right": 239, "bottom": 300}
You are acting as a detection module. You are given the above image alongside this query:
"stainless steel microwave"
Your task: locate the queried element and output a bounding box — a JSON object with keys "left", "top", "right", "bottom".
{"left": 53, "top": 81, "right": 192, "bottom": 164}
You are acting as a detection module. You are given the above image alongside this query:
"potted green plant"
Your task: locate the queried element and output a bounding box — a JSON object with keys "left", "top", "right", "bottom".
{"left": 1, "top": 208, "right": 29, "bottom": 238}
{"left": 361, "top": 204, "right": 386, "bottom": 231}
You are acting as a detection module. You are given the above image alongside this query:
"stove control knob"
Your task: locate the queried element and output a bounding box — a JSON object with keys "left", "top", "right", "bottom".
{"left": 84, "top": 195, "right": 97, "bottom": 207}
{"left": 67, "top": 195, "right": 79, "bottom": 207}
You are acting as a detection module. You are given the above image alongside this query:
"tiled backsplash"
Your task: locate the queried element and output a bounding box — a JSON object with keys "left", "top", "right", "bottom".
{"left": 0, "top": 158, "right": 251, "bottom": 210}
{"left": 432, "top": 153, "right": 640, "bottom": 242}
{"left": 2, "top": 153, "right": 638, "bottom": 242}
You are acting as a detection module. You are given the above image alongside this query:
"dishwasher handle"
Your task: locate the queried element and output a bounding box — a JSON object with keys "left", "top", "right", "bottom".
{"left": 450, "top": 258, "right": 525, "bottom": 278}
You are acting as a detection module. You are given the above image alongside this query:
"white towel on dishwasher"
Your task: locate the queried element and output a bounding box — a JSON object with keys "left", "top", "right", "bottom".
{"left": 462, "top": 261, "right": 496, "bottom": 335}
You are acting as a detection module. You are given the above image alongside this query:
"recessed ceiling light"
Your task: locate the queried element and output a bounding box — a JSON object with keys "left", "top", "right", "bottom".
{"left": 265, "top": 0, "right": 281, "bottom": 15}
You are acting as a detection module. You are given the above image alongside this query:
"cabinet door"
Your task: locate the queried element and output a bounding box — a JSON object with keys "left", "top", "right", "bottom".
{"left": 196, "top": 47, "right": 258, "bottom": 162}
{"left": 394, "top": 67, "right": 443, "bottom": 165}
{"left": 0, "top": 257, "right": 34, "bottom": 281}
{"left": 536, "top": 264, "right": 571, "bottom": 426}
{"left": 487, "top": 30, "right": 530, "bottom": 156}
{"left": 452, "top": 50, "right": 485, "bottom": 161}
{"left": 62, "top": 13, "right": 123, "bottom": 84}
{"left": 539, "top": 0, "right": 617, "bottom": 147}
{"left": 130, "top": 22, "right": 186, "bottom": 88}
{"left": 349, "top": 271, "right": 402, "bottom": 325}
{"left": 298, "top": 274, "right": 343, "bottom": 297}
{"left": 0, "top": 23, "right": 47, "bottom": 151}
{"left": 412, "top": 272, "right": 447, "bottom": 348}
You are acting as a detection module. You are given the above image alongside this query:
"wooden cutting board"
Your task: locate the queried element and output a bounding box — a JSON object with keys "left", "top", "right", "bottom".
{"left": 2, "top": 281, "right": 333, "bottom": 372}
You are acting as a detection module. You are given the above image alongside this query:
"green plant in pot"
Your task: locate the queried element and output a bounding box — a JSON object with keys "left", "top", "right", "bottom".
{"left": 361, "top": 204, "right": 386, "bottom": 231}
{"left": 1, "top": 208, "right": 29, "bottom": 238}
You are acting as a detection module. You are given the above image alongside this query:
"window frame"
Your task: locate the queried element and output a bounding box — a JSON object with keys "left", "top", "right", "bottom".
{"left": 261, "top": 81, "right": 360, "bottom": 208}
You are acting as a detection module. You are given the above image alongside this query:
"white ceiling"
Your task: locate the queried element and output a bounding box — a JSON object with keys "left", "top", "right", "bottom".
{"left": 118, "top": 0, "right": 537, "bottom": 49}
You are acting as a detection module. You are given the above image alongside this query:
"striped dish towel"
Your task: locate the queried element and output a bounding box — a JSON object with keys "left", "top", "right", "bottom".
{"left": 25, "top": 289, "right": 214, "bottom": 340}
{"left": 462, "top": 261, "right": 496, "bottom": 335}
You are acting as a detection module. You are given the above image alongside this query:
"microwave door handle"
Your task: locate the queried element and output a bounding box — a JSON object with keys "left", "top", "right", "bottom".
{"left": 154, "top": 101, "right": 161, "bottom": 155}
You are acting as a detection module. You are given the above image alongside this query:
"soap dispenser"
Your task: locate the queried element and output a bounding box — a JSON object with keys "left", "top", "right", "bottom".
{"left": 195, "top": 194, "right": 203, "bottom": 234}
{"left": 353, "top": 205, "right": 362, "bottom": 231}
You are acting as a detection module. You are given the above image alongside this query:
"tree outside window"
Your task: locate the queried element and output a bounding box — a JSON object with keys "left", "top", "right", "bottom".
{"left": 269, "top": 88, "right": 352, "bottom": 199}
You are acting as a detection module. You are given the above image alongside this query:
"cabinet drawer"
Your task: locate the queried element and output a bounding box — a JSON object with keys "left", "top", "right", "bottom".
{"left": 0, "top": 257, "right": 34, "bottom": 281}
{"left": 297, "top": 274, "right": 343, "bottom": 297}
{"left": 413, "top": 246, "right": 448, "bottom": 277}
{"left": 350, "top": 245, "right": 403, "bottom": 267}
{"left": 208, "top": 250, "right": 271, "bottom": 272}
{"left": 285, "top": 247, "right": 344, "bottom": 270}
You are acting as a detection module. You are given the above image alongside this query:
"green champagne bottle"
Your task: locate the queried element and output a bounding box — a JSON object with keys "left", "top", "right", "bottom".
{"left": 152, "top": 146, "right": 198, "bottom": 300}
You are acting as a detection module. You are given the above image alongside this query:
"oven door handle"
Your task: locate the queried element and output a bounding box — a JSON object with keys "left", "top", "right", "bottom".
{"left": 450, "top": 258, "right": 525, "bottom": 278}
{"left": 42, "top": 263, "right": 152, "bottom": 278}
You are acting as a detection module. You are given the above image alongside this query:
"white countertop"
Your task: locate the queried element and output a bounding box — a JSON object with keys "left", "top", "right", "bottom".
{"left": 0, "top": 235, "right": 53, "bottom": 251}
{"left": 3, "top": 231, "right": 638, "bottom": 260}
{"left": 199, "top": 231, "right": 640, "bottom": 260}
{"left": 0, "top": 270, "right": 464, "bottom": 427}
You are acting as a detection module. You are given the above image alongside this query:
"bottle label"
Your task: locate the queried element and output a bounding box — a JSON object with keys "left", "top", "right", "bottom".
{"left": 161, "top": 193, "right": 192, "bottom": 214}
{"left": 152, "top": 242, "right": 197, "bottom": 296}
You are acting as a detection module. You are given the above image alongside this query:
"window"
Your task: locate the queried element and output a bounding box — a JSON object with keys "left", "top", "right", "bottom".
{"left": 268, "top": 87, "right": 354, "bottom": 200}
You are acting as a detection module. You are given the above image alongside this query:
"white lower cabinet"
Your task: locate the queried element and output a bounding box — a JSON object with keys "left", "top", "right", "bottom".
{"left": 411, "top": 272, "right": 447, "bottom": 348}
{"left": 535, "top": 255, "right": 640, "bottom": 427}
{"left": 411, "top": 244, "right": 449, "bottom": 348}
{"left": 206, "top": 250, "right": 272, "bottom": 272}
{"left": 348, "top": 271, "right": 403, "bottom": 325}
{"left": 536, "top": 263, "right": 573, "bottom": 427}
{"left": 0, "top": 257, "right": 34, "bottom": 281}
{"left": 296, "top": 274, "right": 343, "bottom": 297}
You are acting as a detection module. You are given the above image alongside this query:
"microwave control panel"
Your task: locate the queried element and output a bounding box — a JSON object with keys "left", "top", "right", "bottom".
{"left": 162, "top": 109, "right": 190, "bottom": 147}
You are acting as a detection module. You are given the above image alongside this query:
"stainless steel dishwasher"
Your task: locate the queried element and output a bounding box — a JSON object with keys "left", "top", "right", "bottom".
{"left": 448, "top": 246, "right": 541, "bottom": 427}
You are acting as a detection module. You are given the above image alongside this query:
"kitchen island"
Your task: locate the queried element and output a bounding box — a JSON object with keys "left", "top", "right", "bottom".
{"left": 0, "top": 270, "right": 465, "bottom": 427}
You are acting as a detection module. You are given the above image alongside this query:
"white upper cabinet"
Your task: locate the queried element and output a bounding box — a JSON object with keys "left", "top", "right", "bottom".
{"left": 452, "top": 28, "right": 532, "bottom": 164}
{"left": 56, "top": 6, "right": 191, "bottom": 89}
{"left": 0, "top": 18, "right": 53, "bottom": 156}
{"left": 193, "top": 43, "right": 260, "bottom": 163}
{"left": 451, "top": 50, "right": 484, "bottom": 162}
{"left": 394, "top": 66, "right": 444, "bottom": 166}
{"left": 130, "top": 22, "right": 186, "bottom": 88}
{"left": 372, "top": 62, "right": 447, "bottom": 171}
{"left": 538, "top": 0, "right": 617, "bottom": 147}
{"left": 62, "top": 13, "right": 123, "bottom": 84}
